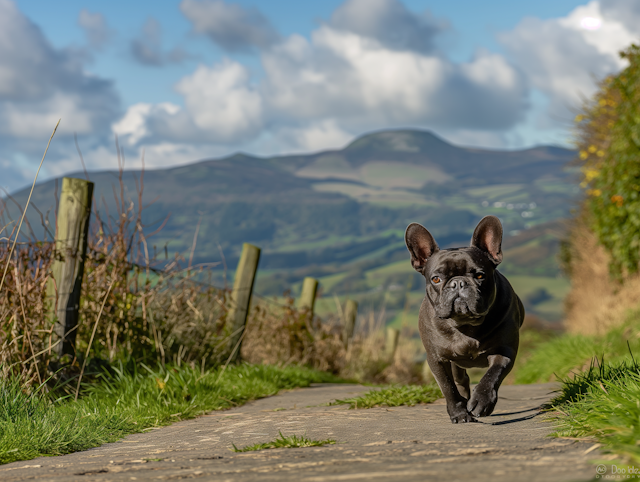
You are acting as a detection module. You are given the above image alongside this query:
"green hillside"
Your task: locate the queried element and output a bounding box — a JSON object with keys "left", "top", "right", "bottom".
{"left": 6, "top": 129, "right": 578, "bottom": 322}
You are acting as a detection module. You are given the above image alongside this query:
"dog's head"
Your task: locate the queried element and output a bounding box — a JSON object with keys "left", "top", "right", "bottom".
{"left": 405, "top": 216, "right": 503, "bottom": 325}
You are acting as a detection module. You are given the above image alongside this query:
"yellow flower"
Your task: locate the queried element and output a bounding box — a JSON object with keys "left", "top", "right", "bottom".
{"left": 579, "top": 151, "right": 588, "bottom": 160}
{"left": 156, "top": 378, "right": 166, "bottom": 390}
{"left": 588, "top": 145, "right": 597, "bottom": 153}
{"left": 575, "top": 114, "right": 584, "bottom": 122}
{"left": 597, "top": 150, "right": 605, "bottom": 157}
{"left": 611, "top": 194, "right": 624, "bottom": 207}
{"left": 583, "top": 169, "right": 600, "bottom": 182}
{"left": 587, "top": 189, "right": 602, "bottom": 197}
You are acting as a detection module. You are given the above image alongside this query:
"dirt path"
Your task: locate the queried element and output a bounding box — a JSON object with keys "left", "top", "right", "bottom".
{"left": 1, "top": 383, "right": 600, "bottom": 481}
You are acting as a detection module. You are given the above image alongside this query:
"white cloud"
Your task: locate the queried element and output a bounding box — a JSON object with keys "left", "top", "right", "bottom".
{"left": 113, "top": 102, "right": 180, "bottom": 145}
{"left": 499, "top": 0, "right": 637, "bottom": 124}
{"left": 121, "top": 16, "right": 527, "bottom": 163}
{"left": 600, "top": 0, "right": 640, "bottom": 32}
{"left": 263, "top": 27, "right": 527, "bottom": 131}
{"left": 116, "top": 60, "right": 263, "bottom": 148}
{"left": 0, "top": 0, "right": 120, "bottom": 190}
{"left": 174, "top": 61, "right": 263, "bottom": 137}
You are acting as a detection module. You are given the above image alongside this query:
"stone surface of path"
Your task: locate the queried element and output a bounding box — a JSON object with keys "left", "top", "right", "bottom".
{"left": 1, "top": 383, "right": 600, "bottom": 481}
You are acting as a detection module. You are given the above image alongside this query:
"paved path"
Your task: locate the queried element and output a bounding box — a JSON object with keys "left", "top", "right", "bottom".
{"left": 1, "top": 383, "right": 600, "bottom": 481}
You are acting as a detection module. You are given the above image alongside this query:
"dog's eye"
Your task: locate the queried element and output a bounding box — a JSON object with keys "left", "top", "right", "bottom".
{"left": 431, "top": 276, "right": 441, "bottom": 284}
{"left": 475, "top": 273, "right": 484, "bottom": 279}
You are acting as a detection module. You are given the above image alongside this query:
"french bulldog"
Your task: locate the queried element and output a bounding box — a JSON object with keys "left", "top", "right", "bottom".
{"left": 405, "top": 215, "right": 524, "bottom": 423}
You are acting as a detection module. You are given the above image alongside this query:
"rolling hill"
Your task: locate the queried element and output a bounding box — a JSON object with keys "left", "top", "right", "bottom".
{"left": 6, "top": 129, "right": 579, "bottom": 322}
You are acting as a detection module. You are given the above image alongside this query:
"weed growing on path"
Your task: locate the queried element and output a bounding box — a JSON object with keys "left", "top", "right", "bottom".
{"left": 232, "top": 431, "right": 336, "bottom": 452}
{"left": 332, "top": 384, "right": 441, "bottom": 409}
{"left": 0, "top": 364, "right": 340, "bottom": 465}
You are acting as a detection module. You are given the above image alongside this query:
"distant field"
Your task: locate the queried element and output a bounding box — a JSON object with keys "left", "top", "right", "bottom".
{"left": 358, "top": 162, "right": 450, "bottom": 189}
{"left": 466, "top": 184, "right": 525, "bottom": 200}
{"left": 312, "top": 182, "right": 437, "bottom": 206}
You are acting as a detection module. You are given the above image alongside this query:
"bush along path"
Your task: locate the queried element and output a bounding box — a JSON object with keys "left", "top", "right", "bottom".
{"left": 0, "top": 382, "right": 601, "bottom": 482}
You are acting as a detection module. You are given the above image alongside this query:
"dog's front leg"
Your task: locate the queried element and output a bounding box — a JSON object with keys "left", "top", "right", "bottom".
{"left": 467, "top": 352, "right": 514, "bottom": 417}
{"left": 428, "top": 356, "right": 476, "bottom": 423}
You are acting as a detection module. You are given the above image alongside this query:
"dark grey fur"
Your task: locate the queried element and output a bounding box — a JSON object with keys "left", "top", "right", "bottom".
{"left": 405, "top": 215, "right": 524, "bottom": 423}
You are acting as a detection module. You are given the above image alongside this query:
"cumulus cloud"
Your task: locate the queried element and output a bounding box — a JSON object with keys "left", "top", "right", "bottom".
{"left": 600, "top": 0, "right": 640, "bottom": 32}
{"left": 0, "top": 1, "right": 119, "bottom": 138}
{"left": 77, "top": 9, "right": 112, "bottom": 49}
{"left": 329, "top": 0, "right": 447, "bottom": 54}
{"left": 262, "top": 28, "right": 527, "bottom": 131}
{"left": 94, "top": 0, "right": 640, "bottom": 173}
{"left": 131, "top": 17, "right": 190, "bottom": 66}
{"left": 119, "top": 2, "right": 527, "bottom": 159}
{"left": 0, "top": 0, "right": 120, "bottom": 189}
{"left": 499, "top": 0, "right": 637, "bottom": 124}
{"left": 180, "top": 0, "right": 280, "bottom": 52}
{"left": 116, "top": 60, "right": 263, "bottom": 146}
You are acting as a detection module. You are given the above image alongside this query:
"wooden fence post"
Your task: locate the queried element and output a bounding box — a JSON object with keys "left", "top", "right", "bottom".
{"left": 228, "top": 243, "right": 261, "bottom": 362}
{"left": 342, "top": 299, "right": 358, "bottom": 347}
{"left": 385, "top": 327, "right": 399, "bottom": 361}
{"left": 47, "top": 177, "right": 94, "bottom": 357}
{"left": 298, "top": 277, "right": 318, "bottom": 318}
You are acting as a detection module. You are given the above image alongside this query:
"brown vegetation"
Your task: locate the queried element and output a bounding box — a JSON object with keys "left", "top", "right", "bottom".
{"left": 241, "top": 296, "right": 424, "bottom": 384}
{"left": 562, "top": 211, "right": 640, "bottom": 335}
{"left": 1, "top": 163, "right": 423, "bottom": 388}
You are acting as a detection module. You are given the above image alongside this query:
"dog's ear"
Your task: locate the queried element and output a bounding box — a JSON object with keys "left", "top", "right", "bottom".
{"left": 405, "top": 223, "right": 439, "bottom": 272}
{"left": 471, "top": 215, "right": 503, "bottom": 265}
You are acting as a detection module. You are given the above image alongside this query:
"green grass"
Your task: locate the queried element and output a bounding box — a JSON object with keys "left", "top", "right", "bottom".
{"left": 549, "top": 357, "right": 640, "bottom": 464}
{"left": 231, "top": 431, "right": 336, "bottom": 452}
{"left": 514, "top": 311, "right": 640, "bottom": 384}
{"left": 0, "top": 363, "right": 340, "bottom": 465}
{"left": 332, "top": 384, "right": 442, "bottom": 409}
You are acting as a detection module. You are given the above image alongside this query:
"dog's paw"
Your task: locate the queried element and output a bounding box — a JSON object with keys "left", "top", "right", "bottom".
{"left": 467, "top": 388, "right": 498, "bottom": 417}
{"left": 450, "top": 412, "right": 477, "bottom": 424}
{"left": 452, "top": 338, "right": 481, "bottom": 359}
{"left": 448, "top": 402, "right": 478, "bottom": 424}
{"left": 468, "top": 339, "right": 481, "bottom": 359}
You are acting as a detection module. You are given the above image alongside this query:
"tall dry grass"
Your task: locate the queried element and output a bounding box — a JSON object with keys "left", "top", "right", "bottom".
{"left": 0, "top": 149, "right": 239, "bottom": 387}
{"left": 242, "top": 297, "right": 424, "bottom": 384}
{"left": 0, "top": 241, "right": 54, "bottom": 385}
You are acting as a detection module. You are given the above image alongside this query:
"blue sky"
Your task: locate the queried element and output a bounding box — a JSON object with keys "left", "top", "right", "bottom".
{"left": 3, "top": 0, "right": 639, "bottom": 191}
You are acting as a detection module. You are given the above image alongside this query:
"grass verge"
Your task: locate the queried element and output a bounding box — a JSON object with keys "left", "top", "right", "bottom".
{"left": 549, "top": 356, "right": 640, "bottom": 464}
{"left": 332, "top": 384, "right": 442, "bottom": 409}
{"left": 0, "top": 363, "right": 340, "bottom": 465}
{"left": 232, "top": 431, "right": 336, "bottom": 452}
{"left": 515, "top": 309, "right": 640, "bottom": 384}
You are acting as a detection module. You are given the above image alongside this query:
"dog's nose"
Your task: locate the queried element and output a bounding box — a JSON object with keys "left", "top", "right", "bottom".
{"left": 449, "top": 278, "right": 467, "bottom": 290}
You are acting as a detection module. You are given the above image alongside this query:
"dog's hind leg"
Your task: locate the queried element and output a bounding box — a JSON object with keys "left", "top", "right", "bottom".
{"left": 451, "top": 363, "right": 470, "bottom": 400}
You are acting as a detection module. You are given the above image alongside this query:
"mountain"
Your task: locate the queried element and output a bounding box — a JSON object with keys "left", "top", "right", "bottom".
{"left": 6, "top": 129, "right": 579, "bottom": 321}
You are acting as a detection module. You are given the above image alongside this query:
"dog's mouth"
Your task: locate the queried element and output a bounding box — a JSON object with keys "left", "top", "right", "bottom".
{"left": 454, "top": 298, "right": 471, "bottom": 314}
{"left": 436, "top": 296, "right": 484, "bottom": 323}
